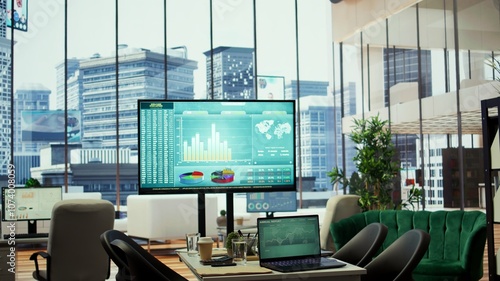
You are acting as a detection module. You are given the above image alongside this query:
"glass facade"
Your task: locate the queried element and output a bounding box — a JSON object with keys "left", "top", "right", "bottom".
{"left": 1, "top": 0, "right": 499, "bottom": 210}
{"left": 333, "top": 0, "right": 499, "bottom": 208}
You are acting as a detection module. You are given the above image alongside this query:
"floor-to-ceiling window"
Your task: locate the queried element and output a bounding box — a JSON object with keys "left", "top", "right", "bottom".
{"left": 332, "top": 0, "right": 499, "bottom": 209}
{"left": 4, "top": 0, "right": 338, "bottom": 208}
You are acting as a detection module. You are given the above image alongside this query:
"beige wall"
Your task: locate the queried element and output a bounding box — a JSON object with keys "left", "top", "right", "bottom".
{"left": 331, "top": 0, "right": 500, "bottom": 51}
{"left": 331, "top": 0, "right": 421, "bottom": 43}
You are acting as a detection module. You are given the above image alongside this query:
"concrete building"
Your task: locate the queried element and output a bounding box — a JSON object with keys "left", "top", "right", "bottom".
{"left": 12, "top": 83, "right": 52, "bottom": 183}
{"left": 204, "top": 46, "right": 255, "bottom": 100}
{"left": 55, "top": 45, "right": 198, "bottom": 149}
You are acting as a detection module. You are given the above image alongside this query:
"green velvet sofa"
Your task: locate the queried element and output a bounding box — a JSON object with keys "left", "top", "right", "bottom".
{"left": 330, "top": 210, "right": 487, "bottom": 281}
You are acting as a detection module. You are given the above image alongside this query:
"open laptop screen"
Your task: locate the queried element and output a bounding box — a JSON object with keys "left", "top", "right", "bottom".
{"left": 257, "top": 215, "right": 321, "bottom": 261}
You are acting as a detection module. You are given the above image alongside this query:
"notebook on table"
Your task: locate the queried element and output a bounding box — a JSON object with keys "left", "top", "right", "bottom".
{"left": 257, "top": 215, "right": 346, "bottom": 273}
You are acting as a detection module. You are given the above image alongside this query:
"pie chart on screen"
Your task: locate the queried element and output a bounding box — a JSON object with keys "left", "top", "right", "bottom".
{"left": 179, "top": 171, "right": 204, "bottom": 184}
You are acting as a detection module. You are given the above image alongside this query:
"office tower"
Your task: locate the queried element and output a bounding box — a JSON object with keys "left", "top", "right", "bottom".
{"left": 333, "top": 82, "right": 357, "bottom": 188}
{"left": 286, "top": 80, "right": 338, "bottom": 191}
{"left": 285, "top": 80, "right": 329, "bottom": 100}
{"left": 383, "top": 48, "right": 432, "bottom": 202}
{"left": 383, "top": 48, "right": 431, "bottom": 171}
{"left": 56, "top": 45, "right": 198, "bottom": 149}
{"left": 204, "top": 46, "right": 255, "bottom": 100}
{"left": 0, "top": 0, "right": 5, "bottom": 38}
{"left": 55, "top": 58, "right": 81, "bottom": 111}
{"left": 12, "top": 84, "right": 51, "bottom": 182}
{"left": 298, "top": 95, "right": 337, "bottom": 191}
{"left": 384, "top": 48, "right": 433, "bottom": 101}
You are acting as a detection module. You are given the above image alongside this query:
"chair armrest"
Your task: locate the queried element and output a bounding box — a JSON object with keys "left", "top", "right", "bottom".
{"left": 460, "top": 225, "right": 487, "bottom": 280}
{"left": 30, "top": 251, "right": 51, "bottom": 281}
{"left": 330, "top": 216, "right": 367, "bottom": 251}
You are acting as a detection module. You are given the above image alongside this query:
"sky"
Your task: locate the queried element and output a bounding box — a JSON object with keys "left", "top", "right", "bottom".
{"left": 8, "top": 0, "right": 334, "bottom": 106}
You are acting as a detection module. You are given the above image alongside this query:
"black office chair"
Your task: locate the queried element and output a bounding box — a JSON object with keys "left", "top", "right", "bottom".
{"left": 361, "top": 229, "right": 431, "bottom": 281}
{"left": 332, "top": 222, "right": 388, "bottom": 267}
{"left": 100, "top": 229, "right": 187, "bottom": 281}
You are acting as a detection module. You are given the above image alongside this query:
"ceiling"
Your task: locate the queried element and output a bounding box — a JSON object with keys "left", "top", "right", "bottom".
{"left": 343, "top": 81, "right": 500, "bottom": 136}
{"left": 389, "top": 110, "right": 484, "bottom": 135}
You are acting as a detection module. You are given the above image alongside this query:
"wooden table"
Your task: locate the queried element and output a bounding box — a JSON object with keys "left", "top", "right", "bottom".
{"left": 177, "top": 249, "right": 366, "bottom": 281}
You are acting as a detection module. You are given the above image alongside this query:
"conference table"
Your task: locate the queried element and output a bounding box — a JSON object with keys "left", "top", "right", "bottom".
{"left": 177, "top": 249, "right": 366, "bottom": 281}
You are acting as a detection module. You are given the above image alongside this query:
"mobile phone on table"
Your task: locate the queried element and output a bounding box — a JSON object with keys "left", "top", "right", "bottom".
{"left": 200, "top": 255, "right": 232, "bottom": 265}
{"left": 211, "top": 262, "right": 237, "bottom": 267}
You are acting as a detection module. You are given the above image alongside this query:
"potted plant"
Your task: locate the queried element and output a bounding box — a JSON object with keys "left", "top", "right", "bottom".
{"left": 327, "top": 115, "right": 400, "bottom": 211}
{"left": 225, "top": 231, "right": 240, "bottom": 257}
{"left": 216, "top": 210, "right": 227, "bottom": 227}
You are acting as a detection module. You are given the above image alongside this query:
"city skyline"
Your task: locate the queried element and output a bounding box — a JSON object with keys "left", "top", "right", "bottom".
{"left": 8, "top": 0, "right": 334, "bottom": 107}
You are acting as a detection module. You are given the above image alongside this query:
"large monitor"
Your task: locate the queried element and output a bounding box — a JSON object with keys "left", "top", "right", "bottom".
{"left": 246, "top": 191, "right": 297, "bottom": 218}
{"left": 138, "top": 100, "right": 296, "bottom": 194}
{"left": 1, "top": 186, "right": 63, "bottom": 234}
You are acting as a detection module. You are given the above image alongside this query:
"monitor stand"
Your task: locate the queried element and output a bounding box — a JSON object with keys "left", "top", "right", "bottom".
{"left": 265, "top": 212, "right": 275, "bottom": 218}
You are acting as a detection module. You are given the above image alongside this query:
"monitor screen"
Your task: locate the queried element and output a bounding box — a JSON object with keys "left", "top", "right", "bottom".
{"left": 138, "top": 100, "right": 296, "bottom": 194}
{"left": 246, "top": 191, "right": 297, "bottom": 214}
{"left": 1, "top": 186, "right": 63, "bottom": 222}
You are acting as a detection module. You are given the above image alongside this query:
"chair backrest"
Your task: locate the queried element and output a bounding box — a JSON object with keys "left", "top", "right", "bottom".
{"left": 47, "top": 199, "right": 115, "bottom": 281}
{"left": 101, "top": 229, "right": 187, "bottom": 281}
{"left": 109, "top": 238, "right": 188, "bottom": 281}
{"left": 362, "top": 229, "right": 431, "bottom": 281}
{"left": 100, "top": 230, "right": 131, "bottom": 281}
{"left": 320, "top": 194, "right": 361, "bottom": 251}
{"left": 332, "top": 222, "right": 388, "bottom": 267}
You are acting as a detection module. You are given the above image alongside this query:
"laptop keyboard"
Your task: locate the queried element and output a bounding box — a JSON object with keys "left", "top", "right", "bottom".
{"left": 268, "top": 258, "right": 322, "bottom": 267}
{"left": 262, "top": 257, "right": 346, "bottom": 272}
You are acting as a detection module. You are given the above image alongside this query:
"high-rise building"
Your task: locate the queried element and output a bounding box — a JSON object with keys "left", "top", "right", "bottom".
{"left": 0, "top": 0, "right": 6, "bottom": 38}
{"left": 334, "top": 82, "right": 357, "bottom": 179}
{"left": 285, "top": 80, "right": 339, "bottom": 190}
{"left": 285, "top": 80, "right": 329, "bottom": 100}
{"left": 298, "top": 95, "right": 337, "bottom": 191}
{"left": 383, "top": 48, "right": 432, "bottom": 202}
{"left": 55, "top": 58, "right": 81, "bottom": 111}
{"left": 12, "top": 83, "right": 51, "bottom": 183}
{"left": 384, "top": 48, "right": 433, "bottom": 102}
{"left": 56, "top": 45, "right": 198, "bottom": 149}
{"left": 204, "top": 46, "right": 255, "bottom": 100}
{"left": 14, "top": 83, "right": 51, "bottom": 150}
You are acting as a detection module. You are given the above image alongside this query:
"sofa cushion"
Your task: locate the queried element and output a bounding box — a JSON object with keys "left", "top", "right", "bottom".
{"left": 414, "top": 259, "right": 464, "bottom": 277}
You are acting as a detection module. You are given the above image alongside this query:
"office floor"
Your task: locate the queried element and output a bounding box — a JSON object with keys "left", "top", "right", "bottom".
{"left": 14, "top": 239, "right": 198, "bottom": 281}
{"left": 13, "top": 232, "right": 495, "bottom": 281}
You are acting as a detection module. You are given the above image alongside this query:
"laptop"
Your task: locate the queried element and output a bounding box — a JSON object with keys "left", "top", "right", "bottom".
{"left": 257, "top": 215, "right": 346, "bottom": 272}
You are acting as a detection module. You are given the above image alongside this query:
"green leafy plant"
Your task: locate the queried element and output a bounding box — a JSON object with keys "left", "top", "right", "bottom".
{"left": 327, "top": 115, "right": 400, "bottom": 211}
{"left": 225, "top": 232, "right": 240, "bottom": 250}
{"left": 25, "top": 178, "right": 41, "bottom": 188}
{"left": 401, "top": 186, "right": 423, "bottom": 211}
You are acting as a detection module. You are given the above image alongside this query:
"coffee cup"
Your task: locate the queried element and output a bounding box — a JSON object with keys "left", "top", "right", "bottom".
{"left": 198, "top": 237, "right": 214, "bottom": 261}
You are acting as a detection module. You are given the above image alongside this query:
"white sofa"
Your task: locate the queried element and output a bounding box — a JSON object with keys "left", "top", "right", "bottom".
{"left": 126, "top": 194, "right": 219, "bottom": 250}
